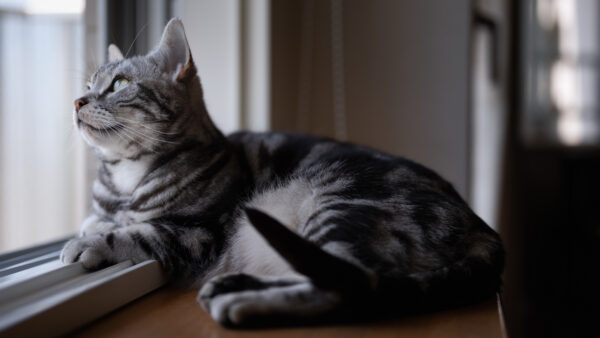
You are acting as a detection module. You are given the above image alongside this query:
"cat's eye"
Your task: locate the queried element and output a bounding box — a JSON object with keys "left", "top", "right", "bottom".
{"left": 112, "top": 78, "right": 129, "bottom": 91}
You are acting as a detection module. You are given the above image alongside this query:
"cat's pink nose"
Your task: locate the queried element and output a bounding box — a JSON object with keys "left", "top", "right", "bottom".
{"left": 74, "top": 98, "right": 88, "bottom": 112}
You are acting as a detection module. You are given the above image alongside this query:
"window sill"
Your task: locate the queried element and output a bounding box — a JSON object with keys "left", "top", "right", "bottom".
{"left": 0, "top": 241, "right": 166, "bottom": 337}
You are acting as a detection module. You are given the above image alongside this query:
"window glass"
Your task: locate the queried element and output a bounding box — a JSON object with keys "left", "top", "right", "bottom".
{"left": 522, "top": 0, "right": 600, "bottom": 146}
{"left": 0, "top": 0, "right": 86, "bottom": 252}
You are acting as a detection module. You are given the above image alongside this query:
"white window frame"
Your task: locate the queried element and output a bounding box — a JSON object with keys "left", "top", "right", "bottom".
{"left": 0, "top": 240, "right": 165, "bottom": 336}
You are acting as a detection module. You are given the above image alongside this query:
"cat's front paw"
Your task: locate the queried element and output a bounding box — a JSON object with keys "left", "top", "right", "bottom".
{"left": 79, "top": 215, "right": 119, "bottom": 236}
{"left": 60, "top": 234, "right": 114, "bottom": 270}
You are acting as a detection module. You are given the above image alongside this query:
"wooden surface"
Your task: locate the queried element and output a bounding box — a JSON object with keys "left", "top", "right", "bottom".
{"left": 73, "top": 288, "right": 504, "bottom": 338}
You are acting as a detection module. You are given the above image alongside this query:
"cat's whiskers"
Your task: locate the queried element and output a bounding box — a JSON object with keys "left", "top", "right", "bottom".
{"left": 114, "top": 116, "right": 179, "bottom": 135}
{"left": 124, "top": 24, "right": 148, "bottom": 58}
{"left": 117, "top": 128, "right": 158, "bottom": 154}
{"left": 113, "top": 122, "right": 180, "bottom": 145}
{"left": 90, "top": 115, "right": 178, "bottom": 145}
{"left": 106, "top": 124, "right": 129, "bottom": 146}
{"left": 111, "top": 124, "right": 159, "bottom": 154}
{"left": 76, "top": 99, "right": 181, "bottom": 150}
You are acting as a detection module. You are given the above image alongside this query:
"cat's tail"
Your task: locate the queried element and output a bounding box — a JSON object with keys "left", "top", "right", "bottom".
{"left": 244, "top": 208, "right": 503, "bottom": 313}
{"left": 244, "top": 208, "right": 374, "bottom": 300}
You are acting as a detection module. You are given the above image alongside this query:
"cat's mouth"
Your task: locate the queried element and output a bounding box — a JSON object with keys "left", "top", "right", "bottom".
{"left": 77, "top": 118, "right": 122, "bottom": 134}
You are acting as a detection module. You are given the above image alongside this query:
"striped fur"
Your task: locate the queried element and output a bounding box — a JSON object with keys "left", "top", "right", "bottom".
{"left": 61, "top": 19, "right": 504, "bottom": 326}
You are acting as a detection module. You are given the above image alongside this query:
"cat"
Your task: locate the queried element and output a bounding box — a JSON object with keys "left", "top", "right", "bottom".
{"left": 61, "top": 18, "right": 504, "bottom": 326}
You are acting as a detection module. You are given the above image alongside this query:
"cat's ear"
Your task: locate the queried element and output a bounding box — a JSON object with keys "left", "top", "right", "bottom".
{"left": 151, "top": 18, "right": 195, "bottom": 81}
{"left": 108, "top": 44, "right": 124, "bottom": 62}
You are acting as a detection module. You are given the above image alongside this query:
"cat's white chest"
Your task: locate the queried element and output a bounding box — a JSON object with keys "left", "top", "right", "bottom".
{"left": 109, "top": 158, "right": 151, "bottom": 195}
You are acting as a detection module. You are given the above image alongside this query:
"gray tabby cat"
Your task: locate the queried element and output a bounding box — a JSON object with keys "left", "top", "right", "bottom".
{"left": 61, "top": 19, "right": 504, "bottom": 326}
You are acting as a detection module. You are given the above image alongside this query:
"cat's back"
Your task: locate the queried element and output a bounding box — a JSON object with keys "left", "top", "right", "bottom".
{"left": 227, "top": 130, "right": 459, "bottom": 198}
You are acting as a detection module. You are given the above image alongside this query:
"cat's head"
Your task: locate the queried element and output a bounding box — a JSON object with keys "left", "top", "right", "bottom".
{"left": 74, "top": 19, "right": 214, "bottom": 159}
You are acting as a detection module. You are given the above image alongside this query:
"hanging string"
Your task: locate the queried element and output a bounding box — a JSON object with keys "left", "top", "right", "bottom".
{"left": 297, "top": 0, "right": 315, "bottom": 132}
{"left": 331, "top": 0, "right": 347, "bottom": 141}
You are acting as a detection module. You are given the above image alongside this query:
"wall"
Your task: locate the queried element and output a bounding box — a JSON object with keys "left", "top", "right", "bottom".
{"left": 271, "top": 0, "right": 471, "bottom": 197}
{"left": 174, "top": 0, "right": 241, "bottom": 134}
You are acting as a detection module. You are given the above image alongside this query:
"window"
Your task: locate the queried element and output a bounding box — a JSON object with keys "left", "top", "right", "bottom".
{"left": 0, "top": 0, "right": 87, "bottom": 253}
{"left": 522, "top": 0, "right": 600, "bottom": 146}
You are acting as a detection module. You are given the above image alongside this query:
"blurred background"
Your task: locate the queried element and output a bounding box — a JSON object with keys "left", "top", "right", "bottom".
{"left": 0, "top": 0, "right": 598, "bottom": 336}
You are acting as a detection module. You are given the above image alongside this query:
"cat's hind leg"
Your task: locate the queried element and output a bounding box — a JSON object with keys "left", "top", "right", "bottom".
{"left": 198, "top": 273, "right": 341, "bottom": 326}
{"left": 197, "top": 209, "right": 376, "bottom": 326}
